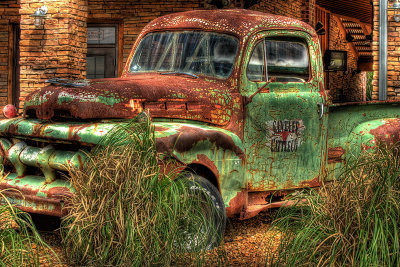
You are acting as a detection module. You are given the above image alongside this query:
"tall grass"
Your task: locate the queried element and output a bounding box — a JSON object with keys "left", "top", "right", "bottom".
{"left": 266, "top": 146, "right": 400, "bottom": 266}
{"left": 61, "top": 119, "right": 225, "bottom": 266}
{"left": 0, "top": 184, "right": 57, "bottom": 266}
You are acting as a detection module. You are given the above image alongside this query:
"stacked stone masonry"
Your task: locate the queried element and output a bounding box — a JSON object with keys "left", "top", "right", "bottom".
{"left": 327, "top": 16, "right": 366, "bottom": 102}
{"left": 371, "top": 0, "right": 400, "bottom": 100}
{"left": 19, "top": 0, "right": 87, "bottom": 104}
{"left": 87, "top": 0, "right": 303, "bottom": 71}
{"left": 301, "top": 0, "right": 316, "bottom": 27}
{"left": 371, "top": 0, "right": 379, "bottom": 100}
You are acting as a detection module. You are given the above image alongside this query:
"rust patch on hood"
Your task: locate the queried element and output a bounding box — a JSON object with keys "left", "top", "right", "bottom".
{"left": 24, "top": 74, "right": 233, "bottom": 126}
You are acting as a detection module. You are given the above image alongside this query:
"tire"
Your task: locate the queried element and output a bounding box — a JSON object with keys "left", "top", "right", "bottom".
{"left": 16, "top": 211, "right": 61, "bottom": 231}
{"left": 176, "top": 173, "right": 226, "bottom": 251}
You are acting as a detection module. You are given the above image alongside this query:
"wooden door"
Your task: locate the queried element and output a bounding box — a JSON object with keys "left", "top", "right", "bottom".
{"left": 8, "top": 23, "right": 20, "bottom": 108}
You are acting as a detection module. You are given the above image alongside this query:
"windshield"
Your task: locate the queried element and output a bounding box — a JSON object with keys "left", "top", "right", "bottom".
{"left": 129, "top": 31, "right": 239, "bottom": 79}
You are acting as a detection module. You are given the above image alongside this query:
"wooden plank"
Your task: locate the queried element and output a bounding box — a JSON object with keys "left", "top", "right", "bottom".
{"left": 315, "top": 5, "right": 330, "bottom": 55}
{"left": 118, "top": 22, "right": 124, "bottom": 77}
{"left": 315, "top": 5, "right": 330, "bottom": 92}
{"left": 8, "top": 24, "right": 13, "bottom": 105}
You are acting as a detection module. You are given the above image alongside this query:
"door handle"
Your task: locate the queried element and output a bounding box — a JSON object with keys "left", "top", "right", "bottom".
{"left": 317, "top": 102, "right": 324, "bottom": 119}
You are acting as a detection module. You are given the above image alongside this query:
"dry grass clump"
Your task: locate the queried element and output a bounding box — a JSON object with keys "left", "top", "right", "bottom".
{"left": 0, "top": 184, "right": 57, "bottom": 266}
{"left": 61, "top": 119, "right": 225, "bottom": 266}
{"left": 266, "top": 146, "right": 400, "bottom": 266}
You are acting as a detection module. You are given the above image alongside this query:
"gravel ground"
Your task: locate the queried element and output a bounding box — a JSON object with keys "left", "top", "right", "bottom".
{"left": 223, "top": 211, "right": 279, "bottom": 266}
{"left": 36, "top": 211, "right": 278, "bottom": 266}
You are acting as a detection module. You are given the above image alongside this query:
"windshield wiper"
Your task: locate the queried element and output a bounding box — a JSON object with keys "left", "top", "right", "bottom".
{"left": 161, "top": 71, "right": 198, "bottom": 79}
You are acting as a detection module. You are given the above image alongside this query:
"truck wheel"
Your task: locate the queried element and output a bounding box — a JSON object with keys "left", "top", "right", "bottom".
{"left": 176, "top": 173, "right": 226, "bottom": 251}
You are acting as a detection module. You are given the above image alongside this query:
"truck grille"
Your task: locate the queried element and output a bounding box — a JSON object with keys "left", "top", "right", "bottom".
{"left": 0, "top": 137, "right": 90, "bottom": 182}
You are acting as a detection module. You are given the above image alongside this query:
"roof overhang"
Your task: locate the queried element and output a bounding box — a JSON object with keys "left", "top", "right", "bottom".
{"left": 317, "top": 0, "right": 372, "bottom": 24}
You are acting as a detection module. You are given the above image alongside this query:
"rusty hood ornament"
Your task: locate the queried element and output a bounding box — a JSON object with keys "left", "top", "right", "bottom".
{"left": 23, "top": 73, "right": 233, "bottom": 125}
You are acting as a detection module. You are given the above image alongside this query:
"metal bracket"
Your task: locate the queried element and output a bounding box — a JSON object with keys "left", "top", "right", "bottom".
{"left": 317, "top": 102, "right": 324, "bottom": 119}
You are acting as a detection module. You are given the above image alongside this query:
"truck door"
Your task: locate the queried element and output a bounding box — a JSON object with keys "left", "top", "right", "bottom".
{"left": 242, "top": 30, "right": 327, "bottom": 191}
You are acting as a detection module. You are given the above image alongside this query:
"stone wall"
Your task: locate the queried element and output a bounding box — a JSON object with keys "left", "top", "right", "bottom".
{"left": 327, "top": 16, "right": 366, "bottom": 102}
{"left": 18, "top": 0, "right": 88, "bottom": 105}
{"left": 371, "top": 0, "right": 400, "bottom": 100}
{"left": 0, "top": 0, "right": 20, "bottom": 107}
{"left": 3, "top": 0, "right": 310, "bottom": 107}
{"left": 248, "top": 0, "right": 303, "bottom": 21}
{"left": 301, "top": 0, "right": 316, "bottom": 27}
{"left": 87, "top": 0, "right": 304, "bottom": 70}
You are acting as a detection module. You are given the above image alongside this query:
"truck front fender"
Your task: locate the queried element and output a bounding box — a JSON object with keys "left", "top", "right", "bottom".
{"left": 154, "top": 122, "right": 246, "bottom": 207}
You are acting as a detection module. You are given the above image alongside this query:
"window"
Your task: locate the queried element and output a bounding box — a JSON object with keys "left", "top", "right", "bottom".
{"left": 86, "top": 25, "right": 118, "bottom": 79}
{"left": 129, "top": 31, "right": 239, "bottom": 79}
{"left": 247, "top": 38, "right": 310, "bottom": 82}
{"left": 87, "top": 27, "right": 116, "bottom": 45}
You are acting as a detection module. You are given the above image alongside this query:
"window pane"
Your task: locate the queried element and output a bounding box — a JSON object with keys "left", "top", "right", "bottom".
{"left": 95, "top": 56, "right": 105, "bottom": 76}
{"left": 247, "top": 38, "right": 310, "bottom": 82}
{"left": 88, "top": 27, "right": 116, "bottom": 44}
{"left": 266, "top": 39, "right": 309, "bottom": 82}
{"left": 247, "top": 41, "right": 265, "bottom": 81}
{"left": 129, "top": 31, "right": 239, "bottom": 79}
{"left": 86, "top": 56, "right": 105, "bottom": 79}
{"left": 86, "top": 56, "right": 95, "bottom": 79}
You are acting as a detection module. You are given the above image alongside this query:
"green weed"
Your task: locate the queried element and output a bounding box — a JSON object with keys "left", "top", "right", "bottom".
{"left": 0, "top": 183, "right": 57, "bottom": 266}
{"left": 266, "top": 146, "right": 400, "bottom": 266}
{"left": 61, "top": 119, "right": 226, "bottom": 266}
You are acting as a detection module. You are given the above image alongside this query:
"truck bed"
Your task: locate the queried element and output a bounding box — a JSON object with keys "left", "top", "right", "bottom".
{"left": 327, "top": 100, "right": 400, "bottom": 177}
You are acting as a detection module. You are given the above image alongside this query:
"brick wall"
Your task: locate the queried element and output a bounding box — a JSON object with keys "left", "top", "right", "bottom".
{"left": 386, "top": 11, "right": 400, "bottom": 99}
{"left": 371, "top": 0, "right": 380, "bottom": 99}
{"left": 88, "top": 0, "right": 304, "bottom": 70}
{"left": 4, "top": 0, "right": 307, "bottom": 107}
{"left": 371, "top": 0, "right": 400, "bottom": 100}
{"left": 0, "top": 0, "right": 20, "bottom": 107}
{"left": 327, "top": 16, "right": 366, "bottom": 102}
{"left": 301, "top": 0, "right": 316, "bottom": 27}
{"left": 6, "top": 0, "right": 371, "bottom": 107}
{"left": 248, "top": 0, "right": 303, "bottom": 21}
{"left": 88, "top": 0, "right": 204, "bottom": 71}
{"left": 19, "top": 0, "right": 87, "bottom": 105}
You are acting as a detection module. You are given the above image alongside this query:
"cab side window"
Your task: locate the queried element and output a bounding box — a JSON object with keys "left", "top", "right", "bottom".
{"left": 247, "top": 38, "right": 310, "bottom": 82}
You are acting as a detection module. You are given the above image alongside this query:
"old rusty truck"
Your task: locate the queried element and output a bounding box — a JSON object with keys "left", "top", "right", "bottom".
{"left": 0, "top": 9, "right": 399, "bottom": 242}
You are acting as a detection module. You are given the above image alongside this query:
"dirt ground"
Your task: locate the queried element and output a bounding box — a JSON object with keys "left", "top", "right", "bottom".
{"left": 37, "top": 211, "right": 278, "bottom": 266}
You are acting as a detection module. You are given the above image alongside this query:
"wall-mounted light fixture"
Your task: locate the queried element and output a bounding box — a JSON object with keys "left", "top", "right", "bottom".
{"left": 389, "top": 0, "right": 400, "bottom": 22}
{"left": 30, "top": 5, "right": 47, "bottom": 28}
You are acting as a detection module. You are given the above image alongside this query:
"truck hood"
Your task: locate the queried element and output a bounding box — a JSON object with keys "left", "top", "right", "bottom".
{"left": 23, "top": 74, "right": 233, "bottom": 125}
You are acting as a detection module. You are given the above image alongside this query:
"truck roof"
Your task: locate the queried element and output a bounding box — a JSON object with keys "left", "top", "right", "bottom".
{"left": 142, "top": 9, "right": 316, "bottom": 39}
